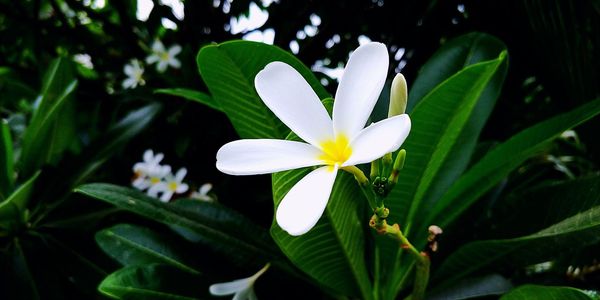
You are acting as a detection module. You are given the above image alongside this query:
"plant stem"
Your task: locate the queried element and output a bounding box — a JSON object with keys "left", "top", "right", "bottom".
{"left": 370, "top": 215, "right": 430, "bottom": 300}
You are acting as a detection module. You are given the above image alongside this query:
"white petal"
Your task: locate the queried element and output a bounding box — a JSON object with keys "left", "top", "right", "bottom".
{"left": 343, "top": 114, "right": 411, "bottom": 166}
{"left": 152, "top": 40, "right": 165, "bottom": 53}
{"left": 168, "top": 44, "right": 182, "bottom": 56}
{"left": 132, "top": 177, "right": 149, "bottom": 190}
{"left": 333, "top": 42, "right": 389, "bottom": 139}
{"left": 255, "top": 61, "right": 333, "bottom": 146}
{"left": 146, "top": 54, "right": 159, "bottom": 65}
{"left": 216, "top": 139, "right": 323, "bottom": 175}
{"left": 209, "top": 278, "right": 251, "bottom": 296}
{"left": 276, "top": 166, "right": 337, "bottom": 236}
{"left": 124, "top": 64, "right": 134, "bottom": 76}
{"left": 156, "top": 61, "right": 168, "bottom": 73}
{"left": 143, "top": 149, "right": 154, "bottom": 162}
{"left": 175, "top": 168, "right": 187, "bottom": 181}
{"left": 169, "top": 57, "right": 181, "bottom": 69}
{"left": 160, "top": 190, "right": 173, "bottom": 202}
{"left": 176, "top": 183, "right": 189, "bottom": 193}
{"left": 199, "top": 183, "right": 212, "bottom": 195}
{"left": 122, "top": 78, "right": 135, "bottom": 89}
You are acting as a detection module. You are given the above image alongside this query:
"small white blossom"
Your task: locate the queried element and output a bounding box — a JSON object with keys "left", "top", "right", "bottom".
{"left": 132, "top": 149, "right": 171, "bottom": 191}
{"left": 209, "top": 263, "right": 270, "bottom": 300}
{"left": 148, "top": 168, "right": 189, "bottom": 202}
{"left": 122, "top": 59, "right": 146, "bottom": 89}
{"left": 145, "top": 40, "right": 181, "bottom": 73}
{"left": 190, "top": 183, "right": 214, "bottom": 201}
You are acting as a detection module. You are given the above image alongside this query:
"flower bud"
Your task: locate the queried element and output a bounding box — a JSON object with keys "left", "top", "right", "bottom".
{"left": 388, "top": 73, "right": 408, "bottom": 117}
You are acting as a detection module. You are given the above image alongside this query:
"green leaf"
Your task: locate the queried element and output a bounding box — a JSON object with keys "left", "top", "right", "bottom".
{"left": 0, "top": 119, "right": 15, "bottom": 200}
{"left": 500, "top": 285, "right": 594, "bottom": 300}
{"left": 393, "top": 53, "right": 506, "bottom": 235}
{"left": 75, "top": 184, "right": 279, "bottom": 267}
{"left": 495, "top": 175, "right": 600, "bottom": 236}
{"left": 427, "top": 274, "right": 512, "bottom": 300}
{"left": 381, "top": 53, "right": 506, "bottom": 297}
{"left": 197, "top": 40, "right": 329, "bottom": 139}
{"left": 426, "top": 98, "right": 600, "bottom": 230}
{"left": 69, "top": 103, "right": 161, "bottom": 187}
{"left": 433, "top": 204, "right": 600, "bottom": 285}
{"left": 96, "top": 223, "right": 200, "bottom": 274}
{"left": 99, "top": 264, "right": 205, "bottom": 300}
{"left": 2, "top": 238, "right": 40, "bottom": 300}
{"left": 155, "top": 88, "right": 221, "bottom": 112}
{"left": 270, "top": 170, "right": 372, "bottom": 299}
{"left": 408, "top": 32, "right": 507, "bottom": 111}
{"left": 0, "top": 171, "right": 40, "bottom": 227}
{"left": 19, "top": 58, "right": 77, "bottom": 177}
{"left": 403, "top": 33, "right": 508, "bottom": 231}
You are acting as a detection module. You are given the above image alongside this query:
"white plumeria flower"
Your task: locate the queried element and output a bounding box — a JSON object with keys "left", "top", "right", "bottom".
{"left": 145, "top": 40, "right": 182, "bottom": 73}
{"left": 209, "top": 263, "right": 270, "bottom": 300}
{"left": 132, "top": 149, "right": 169, "bottom": 190}
{"left": 122, "top": 59, "right": 146, "bottom": 89}
{"left": 149, "top": 168, "right": 189, "bottom": 202}
{"left": 216, "top": 42, "right": 411, "bottom": 236}
{"left": 190, "top": 183, "right": 214, "bottom": 201}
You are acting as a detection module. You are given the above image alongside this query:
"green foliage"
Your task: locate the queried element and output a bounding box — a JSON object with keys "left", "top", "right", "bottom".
{"left": 500, "top": 285, "right": 595, "bottom": 300}
{"left": 98, "top": 264, "right": 205, "bottom": 300}
{"left": 0, "top": 120, "right": 14, "bottom": 199}
{"left": 155, "top": 88, "right": 221, "bottom": 112}
{"left": 75, "top": 184, "right": 280, "bottom": 268}
{"left": 96, "top": 224, "right": 200, "bottom": 274}
{"left": 426, "top": 98, "right": 600, "bottom": 230}
{"left": 196, "top": 40, "right": 329, "bottom": 139}
{"left": 19, "top": 57, "right": 78, "bottom": 178}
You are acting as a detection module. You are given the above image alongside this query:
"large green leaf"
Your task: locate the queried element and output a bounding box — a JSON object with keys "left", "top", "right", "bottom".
{"left": 381, "top": 54, "right": 506, "bottom": 298}
{"left": 197, "top": 40, "right": 329, "bottom": 139}
{"left": 99, "top": 264, "right": 205, "bottom": 300}
{"left": 426, "top": 98, "right": 600, "bottom": 230}
{"left": 392, "top": 53, "right": 506, "bottom": 235}
{"left": 19, "top": 56, "right": 77, "bottom": 177}
{"left": 75, "top": 184, "right": 280, "bottom": 267}
{"left": 96, "top": 224, "right": 200, "bottom": 274}
{"left": 433, "top": 204, "right": 600, "bottom": 285}
{"left": 494, "top": 175, "right": 600, "bottom": 237}
{"left": 403, "top": 33, "right": 508, "bottom": 231}
{"left": 407, "top": 32, "right": 507, "bottom": 111}
{"left": 271, "top": 170, "right": 372, "bottom": 299}
{"left": 155, "top": 88, "right": 221, "bottom": 112}
{"left": 0, "top": 119, "right": 14, "bottom": 200}
{"left": 500, "top": 285, "right": 594, "bottom": 300}
{"left": 427, "top": 274, "right": 512, "bottom": 300}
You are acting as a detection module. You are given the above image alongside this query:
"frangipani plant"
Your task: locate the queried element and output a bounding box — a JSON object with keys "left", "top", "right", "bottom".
{"left": 77, "top": 33, "right": 600, "bottom": 300}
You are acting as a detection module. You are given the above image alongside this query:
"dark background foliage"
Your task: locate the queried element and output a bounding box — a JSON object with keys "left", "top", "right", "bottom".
{"left": 0, "top": 0, "right": 598, "bottom": 299}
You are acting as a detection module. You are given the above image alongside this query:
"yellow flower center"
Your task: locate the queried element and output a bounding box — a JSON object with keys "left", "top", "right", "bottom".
{"left": 168, "top": 182, "right": 179, "bottom": 191}
{"left": 160, "top": 52, "right": 170, "bottom": 61}
{"left": 319, "top": 134, "right": 352, "bottom": 166}
{"left": 150, "top": 177, "right": 161, "bottom": 184}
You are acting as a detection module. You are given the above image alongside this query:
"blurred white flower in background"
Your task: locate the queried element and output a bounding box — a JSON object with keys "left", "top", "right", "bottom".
{"left": 191, "top": 183, "right": 214, "bottom": 202}
{"left": 122, "top": 59, "right": 146, "bottom": 89}
{"left": 146, "top": 40, "right": 181, "bottom": 73}
{"left": 149, "top": 168, "right": 189, "bottom": 202}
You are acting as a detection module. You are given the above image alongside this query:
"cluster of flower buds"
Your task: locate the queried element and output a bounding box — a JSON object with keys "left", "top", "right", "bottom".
{"left": 427, "top": 225, "right": 443, "bottom": 253}
{"left": 566, "top": 260, "right": 600, "bottom": 281}
{"left": 132, "top": 149, "right": 214, "bottom": 202}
